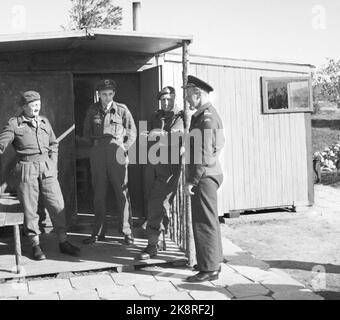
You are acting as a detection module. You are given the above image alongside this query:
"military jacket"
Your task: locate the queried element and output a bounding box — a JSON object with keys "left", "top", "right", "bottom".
{"left": 187, "top": 102, "right": 225, "bottom": 186}
{"left": 148, "top": 109, "right": 184, "bottom": 165}
{"left": 83, "top": 101, "right": 137, "bottom": 150}
{"left": 0, "top": 114, "right": 58, "bottom": 162}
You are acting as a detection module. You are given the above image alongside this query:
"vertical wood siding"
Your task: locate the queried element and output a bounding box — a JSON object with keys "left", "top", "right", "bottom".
{"left": 164, "top": 60, "right": 311, "bottom": 213}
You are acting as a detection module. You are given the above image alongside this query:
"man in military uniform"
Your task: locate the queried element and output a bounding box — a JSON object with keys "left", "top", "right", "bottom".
{"left": 138, "top": 86, "right": 184, "bottom": 260}
{"left": 0, "top": 91, "right": 80, "bottom": 260}
{"left": 183, "top": 75, "right": 225, "bottom": 282}
{"left": 82, "top": 79, "right": 137, "bottom": 245}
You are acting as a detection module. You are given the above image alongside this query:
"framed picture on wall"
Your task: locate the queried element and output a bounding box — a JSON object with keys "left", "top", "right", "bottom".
{"left": 261, "top": 76, "right": 313, "bottom": 114}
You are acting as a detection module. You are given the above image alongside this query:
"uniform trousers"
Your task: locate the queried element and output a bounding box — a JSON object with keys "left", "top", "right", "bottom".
{"left": 191, "top": 175, "right": 223, "bottom": 271}
{"left": 15, "top": 157, "right": 67, "bottom": 246}
{"left": 90, "top": 141, "right": 132, "bottom": 236}
{"left": 146, "top": 164, "right": 181, "bottom": 244}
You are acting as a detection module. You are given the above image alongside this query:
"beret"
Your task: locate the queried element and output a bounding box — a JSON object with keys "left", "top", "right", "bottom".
{"left": 182, "top": 75, "right": 214, "bottom": 93}
{"left": 158, "top": 86, "right": 175, "bottom": 100}
{"left": 20, "top": 91, "right": 40, "bottom": 106}
{"left": 96, "top": 79, "right": 117, "bottom": 91}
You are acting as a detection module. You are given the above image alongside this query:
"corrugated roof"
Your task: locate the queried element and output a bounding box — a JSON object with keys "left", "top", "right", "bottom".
{"left": 0, "top": 29, "right": 193, "bottom": 55}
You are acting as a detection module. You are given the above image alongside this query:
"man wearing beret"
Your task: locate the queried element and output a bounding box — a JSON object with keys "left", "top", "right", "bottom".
{"left": 183, "top": 75, "right": 225, "bottom": 282}
{"left": 138, "top": 86, "right": 184, "bottom": 260}
{"left": 0, "top": 91, "right": 80, "bottom": 260}
{"left": 82, "top": 79, "right": 137, "bottom": 245}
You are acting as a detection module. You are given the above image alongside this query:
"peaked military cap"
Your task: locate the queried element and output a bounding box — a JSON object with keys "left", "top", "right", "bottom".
{"left": 158, "top": 86, "right": 175, "bottom": 100}
{"left": 96, "top": 79, "right": 117, "bottom": 91}
{"left": 20, "top": 91, "right": 41, "bottom": 106}
{"left": 182, "top": 75, "right": 214, "bottom": 93}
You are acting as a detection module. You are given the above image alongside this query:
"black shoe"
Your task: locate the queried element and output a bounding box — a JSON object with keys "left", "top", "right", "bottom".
{"left": 59, "top": 241, "right": 80, "bottom": 256}
{"left": 185, "top": 271, "right": 219, "bottom": 282}
{"left": 124, "top": 234, "right": 134, "bottom": 245}
{"left": 193, "top": 264, "right": 222, "bottom": 273}
{"left": 82, "top": 236, "right": 98, "bottom": 244}
{"left": 137, "top": 244, "right": 158, "bottom": 260}
{"left": 32, "top": 245, "right": 46, "bottom": 261}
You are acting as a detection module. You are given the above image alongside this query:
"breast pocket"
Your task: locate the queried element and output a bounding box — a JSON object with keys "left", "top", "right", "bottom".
{"left": 105, "top": 117, "right": 125, "bottom": 137}
{"left": 14, "top": 128, "right": 32, "bottom": 148}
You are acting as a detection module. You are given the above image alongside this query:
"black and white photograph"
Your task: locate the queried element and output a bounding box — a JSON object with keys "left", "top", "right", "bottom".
{"left": 0, "top": 0, "right": 339, "bottom": 306}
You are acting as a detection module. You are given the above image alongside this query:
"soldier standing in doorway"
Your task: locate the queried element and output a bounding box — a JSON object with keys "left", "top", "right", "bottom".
{"left": 138, "top": 86, "right": 184, "bottom": 260}
{"left": 82, "top": 79, "right": 137, "bottom": 245}
{"left": 0, "top": 91, "right": 80, "bottom": 260}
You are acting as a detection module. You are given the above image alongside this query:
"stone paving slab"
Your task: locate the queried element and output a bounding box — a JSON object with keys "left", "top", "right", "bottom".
{"left": 135, "top": 280, "right": 178, "bottom": 297}
{"left": 226, "top": 283, "right": 270, "bottom": 299}
{"left": 237, "top": 295, "right": 273, "bottom": 300}
{"left": 28, "top": 278, "right": 72, "bottom": 294}
{"left": 272, "top": 289, "right": 324, "bottom": 300}
{"left": 70, "top": 273, "right": 116, "bottom": 290}
{"left": 111, "top": 270, "right": 157, "bottom": 286}
{"left": 173, "top": 280, "right": 217, "bottom": 293}
{"left": 18, "top": 293, "right": 60, "bottom": 300}
{"left": 211, "top": 271, "right": 254, "bottom": 287}
{"left": 229, "top": 265, "right": 278, "bottom": 282}
{"left": 59, "top": 289, "right": 99, "bottom": 300}
{"left": 0, "top": 282, "right": 28, "bottom": 298}
{"left": 260, "top": 273, "right": 305, "bottom": 287}
{"left": 97, "top": 286, "right": 150, "bottom": 300}
{"left": 149, "top": 267, "right": 196, "bottom": 283}
{"left": 189, "top": 289, "right": 232, "bottom": 300}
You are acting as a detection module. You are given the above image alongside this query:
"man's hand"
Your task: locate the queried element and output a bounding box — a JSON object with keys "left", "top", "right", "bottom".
{"left": 148, "top": 128, "right": 166, "bottom": 139}
{"left": 184, "top": 183, "right": 195, "bottom": 196}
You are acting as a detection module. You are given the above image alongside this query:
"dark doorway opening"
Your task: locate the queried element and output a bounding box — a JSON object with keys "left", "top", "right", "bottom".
{"left": 73, "top": 73, "right": 144, "bottom": 219}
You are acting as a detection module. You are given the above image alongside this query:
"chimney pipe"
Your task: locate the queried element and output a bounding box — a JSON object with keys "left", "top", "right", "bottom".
{"left": 132, "top": 2, "right": 141, "bottom": 31}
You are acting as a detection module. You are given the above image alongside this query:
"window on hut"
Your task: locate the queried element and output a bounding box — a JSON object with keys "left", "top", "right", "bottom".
{"left": 262, "top": 77, "right": 312, "bottom": 114}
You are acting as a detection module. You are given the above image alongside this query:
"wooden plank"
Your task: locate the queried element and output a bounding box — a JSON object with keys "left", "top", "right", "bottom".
{"left": 244, "top": 68, "right": 256, "bottom": 208}
{"left": 254, "top": 70, "right": 265, "bottom": 208}
{"left": 3, "top": 212, "right": 24, "bottom": 226}
{"left": 230, "top": 68, "right": 244, "bottom": 209}
{"left": 218, "top": 67, "right": 233, "bottom": 212}
{"left": 164, "top": 53, "right": 313, "bottom": 74}
{"left": 13, "top": 224, "right": 22, "bottom": 274}
{"left": 238, "top": 68, "right": 249, "bottom": 208}
{"left": 305, "top": 113, "right": 314, "bottom": 204}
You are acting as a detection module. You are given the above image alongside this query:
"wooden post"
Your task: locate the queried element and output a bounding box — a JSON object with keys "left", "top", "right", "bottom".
{"left": 182, "top": 40, "right": 195, "bottom": 267}
{"left": 132, "top": 2, "right": 141, "bottom": 31}
{"left": 13, "top": 224, "right": 22, "bottom": 274}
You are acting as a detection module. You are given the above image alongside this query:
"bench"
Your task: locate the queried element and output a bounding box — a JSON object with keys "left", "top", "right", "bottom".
{"left": 0, "top": 196, "right": 24, "bottom": 274}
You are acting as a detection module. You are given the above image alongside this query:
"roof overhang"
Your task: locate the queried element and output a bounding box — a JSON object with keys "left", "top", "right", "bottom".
{"left": 0, "top": 29, "right": 193, "bottom": 55}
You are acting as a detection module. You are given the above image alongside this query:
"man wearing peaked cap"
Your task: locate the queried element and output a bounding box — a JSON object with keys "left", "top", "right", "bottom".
{"left": 182, "top": 75, "right": 214, "bottom": 93}
{"left": 0, "top": 90, "right": 80, "bottom": 260}
{"left": 96, "top": 79, "right": 117, "bottom": 91}
{"left": 183, "top": 75, "right": 225, "bottom": 282}
{"left": 138, "top": 86, "right": 184, "bottom": 260}
{"left": 82, "top": 79, "right": 137, "bottom": 245}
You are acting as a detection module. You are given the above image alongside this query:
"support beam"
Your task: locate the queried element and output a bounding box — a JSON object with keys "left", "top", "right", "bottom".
{"left": 182, "top": 40, "right": 195, "bottom": 267}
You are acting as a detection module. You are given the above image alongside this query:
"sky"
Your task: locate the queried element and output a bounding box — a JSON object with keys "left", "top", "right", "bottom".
{"left": 0, "top": 0, "right": 339, "bottom": 67}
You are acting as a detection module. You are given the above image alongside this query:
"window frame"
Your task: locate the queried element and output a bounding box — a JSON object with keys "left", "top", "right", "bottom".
{"left": 261, "top": 76, "right": 313, "bottom": 114}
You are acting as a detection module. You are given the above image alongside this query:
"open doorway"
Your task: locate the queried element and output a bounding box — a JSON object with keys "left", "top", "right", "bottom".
{"left": 73, "top": 73, "right": 144, "bottom": 219}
